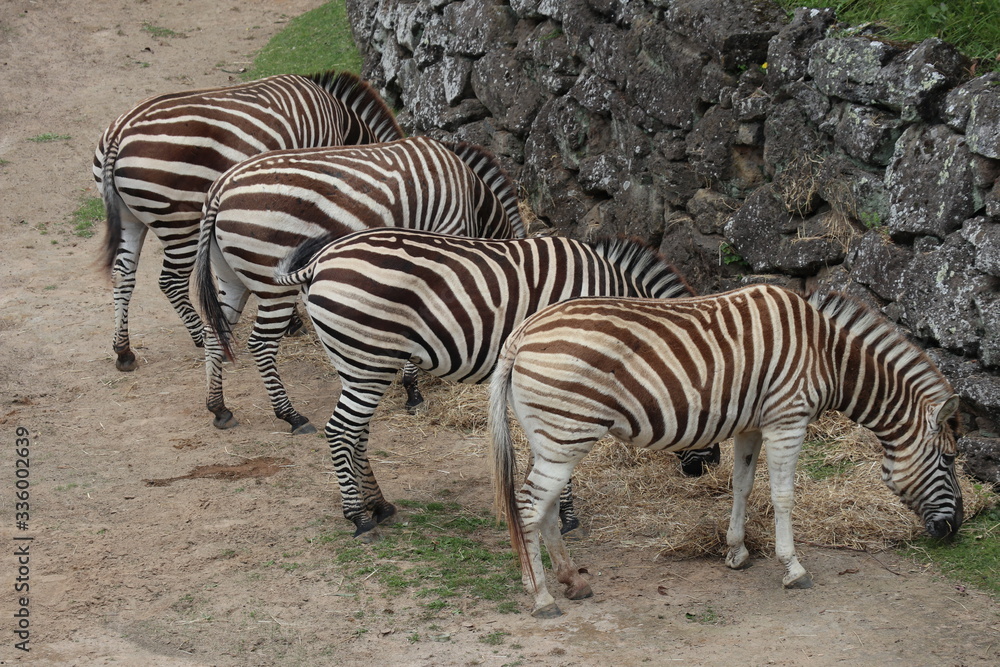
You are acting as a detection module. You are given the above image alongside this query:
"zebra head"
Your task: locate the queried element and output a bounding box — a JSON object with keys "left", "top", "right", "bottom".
{"left": 880, "top": 394, "right": 963, "bottom": 539}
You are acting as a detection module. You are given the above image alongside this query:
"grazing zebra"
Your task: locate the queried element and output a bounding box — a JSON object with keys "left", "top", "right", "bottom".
{"left": 272, "top": 227, "right": 712, "bottom": 537}
{"left": 93, "top": 70, "right": 402, "bottom": 371}
{"left": 490, "top": 285, "right": 963, "bottom": 617}
{"left": 197, "top": 137, "right": 525, "bottom": 436}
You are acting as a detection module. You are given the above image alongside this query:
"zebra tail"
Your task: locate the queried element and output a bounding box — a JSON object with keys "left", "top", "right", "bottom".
{"left": 98, "top": 140, "right": 123, "bottom": 274}
{"left": 273, "top": 235, "right": 335, "bottom": 288}
{"left": 194, "top": 197, "right": 236, "bottom": 362}
{"left": 488, "top": 332, "right": 534, "bottom": 586}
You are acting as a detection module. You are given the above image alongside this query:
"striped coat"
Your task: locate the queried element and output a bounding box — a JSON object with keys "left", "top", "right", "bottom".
{"left": 197, "top": 138, "right": 525, "bottom": 436}
{"left": 273, "top": 227, "right": 696, "bottom": 536}
{"left": 490, "top": 285, "right": 963, "bottom": 617}
{"left": 93, "top": 70, "right": 402, "bottom": 371}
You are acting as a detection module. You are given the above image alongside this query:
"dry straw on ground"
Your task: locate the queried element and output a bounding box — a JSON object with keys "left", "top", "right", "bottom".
{"left": 387, "top": 379, "right": 990, "bottom": 558}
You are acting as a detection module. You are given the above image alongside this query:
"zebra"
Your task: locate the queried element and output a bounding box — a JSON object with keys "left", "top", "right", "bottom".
{"left": 196, "top": 137, "right": 525, "bottom": 437}
{"left": 93, "top": 70, "right": 403, "bottom": 372}
{"left": 272, "top": 227, "right": 719, "bottom": 538}
{"left": 490, "top": 284, "right": 963, "bottom": 617}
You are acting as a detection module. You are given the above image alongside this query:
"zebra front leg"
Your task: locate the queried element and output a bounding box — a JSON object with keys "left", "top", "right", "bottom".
{"left": 725, "top": 432, "right": 762, "bottom": 571}
{"left": 764, "top": 429, "right": 811, "bottom": 589}
{"left": 401, "top": 362, "right": 424, "bottom": 413}
{"left": 248, "top": 298, "right": 314, "bottom": 434}
{"left": 110, "top": 217, "right": 148, "bottom": 371}
{"left": 159, "top": 238, "right": 206, "bottom": 348}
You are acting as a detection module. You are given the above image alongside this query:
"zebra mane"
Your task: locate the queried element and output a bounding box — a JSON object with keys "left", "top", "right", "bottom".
{"left": 309, "top": 70, "right": 405, "bottom": 143}
{"left": 808, "top": 290, "right": 954, "bottom": 402}
{"left": 590, "top": 236, "right": 696, "bottom": 299}
{"left": 444, "top": 141, "right": 526, "bottom": 238}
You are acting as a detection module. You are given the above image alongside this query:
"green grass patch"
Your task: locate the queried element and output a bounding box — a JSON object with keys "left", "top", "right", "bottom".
{"left": 142, "top": 22, "right": 184, "bottom": 39}
{"left": 315, "top": 498, "right": 522, "bottom": 613}
{"left": 72, "top": 195, "right": 104, "bottom": 238}
{"left": 776, "top": 0, "right": 999, "bottom": 70}
{"left": 905, "top": 502, "right": 1000, "bottom": 597}
{"left": 798, "top": 438, "right": 854, "bottom": 480}
{"left": 28, "top": 133, "right": 70, "bottom": 143}
{"left": 245, "top": 1, "right": 362, "bottom": 79}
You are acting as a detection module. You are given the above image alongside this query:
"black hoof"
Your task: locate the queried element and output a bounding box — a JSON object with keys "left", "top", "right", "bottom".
{"left": 115, "top": 351, "right": 138, "bottom": 372}
{"left": 352, "top": 517, "right": 380, "bottom": 541}
{"left": 212, "top": 410, "right": 238, "bottom": 430}
{"left": 372, "top": 502, "right": 397, "bottom": 525}
{"left": 559, "top": 516, "right": 580, "bottom": 535}
{"left": 404, "top": 392, "right": 425, "bottom": 415}
{"left": 291, "top": 421, "right": 317, "bottom": 435}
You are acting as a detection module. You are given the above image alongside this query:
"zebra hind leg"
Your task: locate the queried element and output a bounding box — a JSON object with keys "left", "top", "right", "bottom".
{"left": 401, "top": 362, "right": 424, "bottom": 413}
{"left": 159, "top": 240, "right": 206, "bottom": 348}
{"left": 356, "top": 425, "right": 397, "bottom": 525}
{"left": 247, "top": 300, "right": 314, "bottom": 434}
{"left": 110, "top": 216, "right": 148, "bottom": 371}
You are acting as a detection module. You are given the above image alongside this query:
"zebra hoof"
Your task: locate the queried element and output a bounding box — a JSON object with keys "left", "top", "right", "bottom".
{"left": 404, "top": 394, "right": 425, "bottom": 415}
{"left": 213, "top": 411, "right": 239, "bottom": 430}
{"left": 783, "top": 572, "right": 813, "bottom": 589}
{"left": 559, "top": 516, "right": 580, "bottom": 536}
{"left": 372, "top": 503, "right": 397, "bottom": 525}
{"left": 565, "top": 581, "right": 593, "bottom": 600}
{"left": 291, "top": 421, "right": 317, "bottom": 435}
{"left": 353, "top": 523, "right": 382, "bottom": 543}
{"left": 115, "top": 352, "right": 138, "bottom": 372}
{"left": 531, "top": 603, "right": 563, "bottom": 619}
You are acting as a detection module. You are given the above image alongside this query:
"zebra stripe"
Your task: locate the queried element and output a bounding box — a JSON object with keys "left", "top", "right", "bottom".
{"left": 197, "top": 137, "right": 525, "bottom": 437}
{"left": 272, "top": 227, "right": 695, "bottom": 536}
{"left": 93, "top": 70, "right": 402, "bottom": 371}
{"left": 490, "top": 284, "right": 963, "bottom": 617}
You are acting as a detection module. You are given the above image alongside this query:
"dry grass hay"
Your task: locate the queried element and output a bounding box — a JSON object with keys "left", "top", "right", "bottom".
{"left": 402, "top": 380, "right": 990, "bottom": 558}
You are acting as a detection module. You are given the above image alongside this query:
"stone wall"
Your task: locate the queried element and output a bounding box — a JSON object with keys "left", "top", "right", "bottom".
{"left": 345, "top": 0, "right": 1000, "bottom": 486}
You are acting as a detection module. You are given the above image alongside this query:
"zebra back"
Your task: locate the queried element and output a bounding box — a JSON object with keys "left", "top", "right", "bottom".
{"left": 311, "top": 71, "right": 404, "bottom": 144}
{"left": 590, "top": 237, "right": 695, "bottom": 299}
{"left": 443, "top": 141, "right": 525, "bottom": 239}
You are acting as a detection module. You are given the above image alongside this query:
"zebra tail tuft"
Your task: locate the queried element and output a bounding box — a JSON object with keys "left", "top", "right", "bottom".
{"left": 274, "top": 234, "right": 336, "bottom": 287}
{"left": 488, "top": 333, "right": 535, "bottom": 587}
{"left": 195, "top": 198, "right": 236, "bottom": 362}
{"left": 98, "top": 139, "right": 123, "bottom": 274}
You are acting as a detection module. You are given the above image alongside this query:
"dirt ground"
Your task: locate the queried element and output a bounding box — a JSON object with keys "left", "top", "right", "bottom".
{"left": 1, "top": 1, "right": 998, "bottom": 665}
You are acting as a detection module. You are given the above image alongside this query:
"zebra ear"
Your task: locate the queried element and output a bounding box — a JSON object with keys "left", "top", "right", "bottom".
{"left": 929, "top": 395, "right": 960, "bottom": 429}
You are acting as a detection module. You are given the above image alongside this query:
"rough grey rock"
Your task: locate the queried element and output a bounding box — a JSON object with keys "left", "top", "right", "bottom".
{"left": 352, "top": 0, "right": 1000, "bottom": 408}
{"left": 942, "top": 71, "right": 1000, "bottom": 131}
{"left": 966, "top": 82, "right": 1000, "bottom": 159}
{"left": 808, "top": 37, "right": 900, "bottom": 105}
{"left": 725, "top": 185, "right": 845, "bottom": 276}
{"left": 845, "top": 231, "right": 912, "bottom": 302}
{"left": 886, "top": 124, "right": 980, "bottom": 240}
{"left": 897, "top": 235, "right": 991, "bottom": 357}
{"left": 664, "top": 0, "right": 784, "bottom": 70}
{"left": 834, "top": 104, "right": 902, "bottom": 166}
{"left": 958, "top": 436, "right": 1000, "bottom": 487}
{"left": 876, "top": 38, "right": 969, "bottom": 122}
{"left": 765, "top": 6, "right": 836, "bottom": 90}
